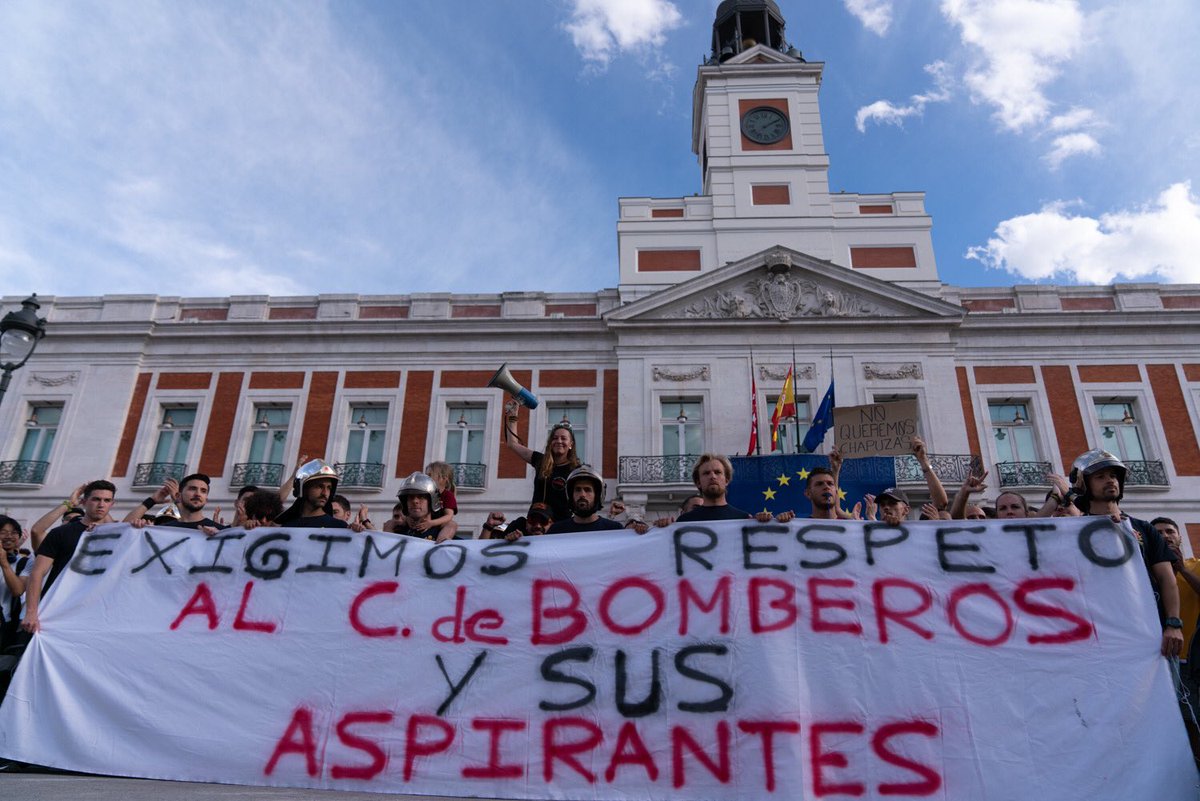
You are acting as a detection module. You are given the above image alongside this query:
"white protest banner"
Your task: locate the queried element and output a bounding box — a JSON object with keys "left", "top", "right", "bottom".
{"left": 0, "top": 519, "right": 1193, "bottom": 800}
{"left": 833, "top": 400, "right": 920, "bottom": 456}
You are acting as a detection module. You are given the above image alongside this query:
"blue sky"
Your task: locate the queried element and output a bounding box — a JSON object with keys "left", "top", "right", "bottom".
{"left": 1, "top": 0, "right": 1196, "bottom": 297}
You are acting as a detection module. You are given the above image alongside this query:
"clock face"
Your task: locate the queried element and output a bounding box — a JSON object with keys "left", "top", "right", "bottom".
{"left": 741, "top": 106, "right": 790, "bottom": 145}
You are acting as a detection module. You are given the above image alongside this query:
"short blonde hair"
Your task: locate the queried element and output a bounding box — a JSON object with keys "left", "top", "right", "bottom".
{"left": 691, "top": 453, "right": 733, "bottom": 486}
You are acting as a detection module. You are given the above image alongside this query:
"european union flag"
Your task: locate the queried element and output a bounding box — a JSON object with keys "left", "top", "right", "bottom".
{"left": 728, "top": 453, "right": 896, "bottom": 517}
{"left": 801, "top": 380, "right": 835, "bottom": 454}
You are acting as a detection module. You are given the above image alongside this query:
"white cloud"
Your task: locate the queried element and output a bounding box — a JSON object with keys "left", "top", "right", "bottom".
{"left": 1043, "top": 132, "right": 1100, "bottom": 169}
{"left": 966, "top": 182, "right": 1200, "bottom": 284}
{"left": 563, "top": 0, "right": 683, "bottom": 66}
{"left": 856, "top": 61, "right": 952, "bottom": 132}
{"left": 941, "top": 0, "right": 1084, "bottom": 132}
{"left": 1048, "top": 107, "right": 1095, "bottom": 132}
{"left": 843, "top": 0, "right": 893, "bottom": 36}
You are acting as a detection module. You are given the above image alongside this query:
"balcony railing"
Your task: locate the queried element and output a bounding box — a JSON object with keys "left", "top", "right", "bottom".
{"left": 133, "top": 462, "right": 186, "bottom": 488}
{"left": 0, "top": 460, "right": 49, "bottom": 485}
{"left": 231, "top": 462, "right": 284, "bottom": 488}
{"left": 336, "top": 462, "right": 385, "bottom": 489}
{"left": 450, "top": 462, "right": 487, "bottom": 490}
{"left": 995, "top": 461, "right": 1053, "bottom": 487}
{"left": 893, "top": 454, "right": 974, "bottom": 484}
{"left": 1125, "top": 460, "right": 1169, "bottom": 487}
{"left": 619, "top": 454, "right": 700, "bottom": 485}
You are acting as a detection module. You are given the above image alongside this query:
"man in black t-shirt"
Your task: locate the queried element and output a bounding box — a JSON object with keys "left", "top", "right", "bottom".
{"left": 22, "top": 479, "right": 117, "bottom": 634}
{"left": 547, "top": 466, "right": 624, "bottom": 534}
{"left": 276, "top": 460, "right": 349, "bottom": 529}
{"left": 125, "top": 473, "right": 228, "bottom": 534}
{"left": 392, "top": 472, "right": 450, "bottom": 541}
{"left": 676, "top": 453, "right": 753, "bottom": 522}
{"left": 1071, "top": 448, "right": 1181, "bottom": 657}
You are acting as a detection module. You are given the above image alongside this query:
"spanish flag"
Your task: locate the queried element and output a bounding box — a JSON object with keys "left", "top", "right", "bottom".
{"left": 770, "top": 367, "right": 795, "bottom": 451}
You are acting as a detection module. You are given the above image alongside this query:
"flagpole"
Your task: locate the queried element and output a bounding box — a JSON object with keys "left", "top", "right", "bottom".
{"left": 792, "top": 343, "right": 802, "bottom": 454}
{"left": 751, "top": 347, "right": 762, "bottom": 455}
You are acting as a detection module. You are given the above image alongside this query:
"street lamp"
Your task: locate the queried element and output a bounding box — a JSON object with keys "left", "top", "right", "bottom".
{"left": 0, "top": 294, "right": 48, "bottom": 409}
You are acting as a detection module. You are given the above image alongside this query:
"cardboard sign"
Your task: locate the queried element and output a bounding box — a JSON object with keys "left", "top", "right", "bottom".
{"left": 834, "top": 399, "right": 920, "bottom": 456}
{"left": 0, "top": 520, "right": 1194, "bottom": 800}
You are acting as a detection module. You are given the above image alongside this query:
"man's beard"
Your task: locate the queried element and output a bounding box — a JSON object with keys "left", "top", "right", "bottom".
{"left": 180, "top": 499, "right": 204, "bottom": 514}
{"left": 573, "top": 498, "right": 593, "bottom": 516}
{"left": 701, "top": 483, "right": 724, "bottom": 500}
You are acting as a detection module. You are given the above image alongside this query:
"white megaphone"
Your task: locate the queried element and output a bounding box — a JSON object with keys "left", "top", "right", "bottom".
{"left": 487, "top": 363, "right": 538, "bottom": 409}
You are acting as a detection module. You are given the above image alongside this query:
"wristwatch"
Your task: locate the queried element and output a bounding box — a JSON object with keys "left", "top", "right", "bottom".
{"left": 1165, "top": 617, "right": 1183, "bottom": 629}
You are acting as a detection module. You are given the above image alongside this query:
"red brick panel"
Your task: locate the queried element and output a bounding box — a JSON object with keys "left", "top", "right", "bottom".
{"left": 849, "top": 246, "right": 917, "bottom": 269}
{"left": 1163, "top": 296, "right": 1200, "bottom": 310}
{"left": 157, "top": 372, "right": 213, "bottom": 390}
{"left": 344, "top": 371, "right": 402, "bottom": 389}
{"left": 1147, "top": 364, "right": 1200, "bottom": 476}
{"left": 298, "top": 372, "right": 338, "bottom": 461}
{"left": 498, "top": 370, "right": 533, "bottom": 479}
{"left": 956, "top": 367, "right": 981, "bottom": 459}
{"left": 451, "top": 305, "right": 502, "bottom": 319}
{"left": 249, "top": 372, "right": 305, "bottom": 390}
{"left": 859, "top": 205, "right": 893, "bottom": 214}
{"left": 751, "top": 185, "right": 790, "bottom": 205}
{"left": 651, "top": 208, "right": 684, "bottom": 218}
{"left": 359, "top": 306, "right": 410, "bottom": 319}
{"left": 268, "top": 307, "right": 318, "bottom": 320}
{"left": 1061, "top": 297, "right": 1116, "bottom": 311}
{"left": 440, "top": 370, "right": 496, "bottom": 388}
{"left": 1183, "top": 365, "right": 1200, "bottom": 383}
{"left": 396, "top": 372, "right": 434, "bottom": 477}
{"left": 112, "top": 373, "right": 153, "bottom": 478}
{"left": 737, "top": 98, "right": 793, "bottom": 151}
{"left": 198, "top": 372, "right": 246, "bottom": 478}
{"left": 545, "top": 303, "right": 597, "bottom": 317}
{"left": 973, "top": 366, "right": 1037, "bottom": 385}
{"left": 1077, "top": 365, "right": 1141, "bottom": 383}
{"left": 1041, "top": 365, "right": 1089, "bottom": 473}
{"left": 538, "top": 370, "right": 598, "bottom": 388}
{"left": 179, "top": 308, "right": 229, "bottom": 322}
{"left": 637, "top": 249, "right": 702, "bottom": 272}
{"left": 1188, "top": 524, "right": 1200, "bottom": 558}
{"left": 603, "top": 370, "right": 619, "bottom": 480}
{"left": 962, "top": 299, "right": 1016, "bottom": 312}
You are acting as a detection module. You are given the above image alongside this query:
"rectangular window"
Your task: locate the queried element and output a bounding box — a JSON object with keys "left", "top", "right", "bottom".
{"left": 546, "top": 403, "right": 588, "bottom": 462}
{"left": 248, "top": 405, "right": 291, "bottom": 465}
{"left": 346, "top": 405, "right": 388, "bottom": 464}
{"left": 445, "top": 404, "right": 486, "bottom": 465}
{"left": 989, "top": 401, "right": 1038, "bottom": 462}
{"left": 1095, "top": 399, "right": 1145, "bottom": 461}
{"left": 152, "top": 406, "right": 196, "bottom": 465}
{"left": 766, "top": 394, "right": 811, "bottom": 454}
{"left": 18, "top": 403, "right": 63, "bottom": 463}
{"left": 661, "top": 398, "right": 704, "bottom": 456}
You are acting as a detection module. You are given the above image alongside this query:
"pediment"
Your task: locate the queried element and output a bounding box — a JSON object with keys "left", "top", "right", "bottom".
{"left": 724, "top": 45, "right": 796, "bottom": 66}
{"left": 607, "top": 247, "right": 964, "bottom": 325}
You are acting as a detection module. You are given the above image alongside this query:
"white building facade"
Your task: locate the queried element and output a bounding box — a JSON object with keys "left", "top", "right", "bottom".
{"left": 3, "top": 0, "right": 1199, "bottom": 548}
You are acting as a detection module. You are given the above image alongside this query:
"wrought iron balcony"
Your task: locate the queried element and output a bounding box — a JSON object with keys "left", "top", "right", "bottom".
{"left": 0, "top": 460, "right": 49, "bottom": 485}
{"left": 336, "top": 462, "right": 385, "bottom": 489}
{"left": 230, "top": 462, "right": 284, "bottom": 488}
{"left": 995, "top": 461, "right": 1053, "bottom": 487}
{"left": 893, "top": 454, "right": 974, "bottom": 485}
{"left": 619, "top": 454, "right": 700, "bottom": 485}
{"left": 1125, "top": 460, "right": 1168, "bottom": 487}
{"left": 450, "top": 462, "right": 487, "bottom": 490}
{"left": 133, "top": 461, "right": 186, "bottom": 488}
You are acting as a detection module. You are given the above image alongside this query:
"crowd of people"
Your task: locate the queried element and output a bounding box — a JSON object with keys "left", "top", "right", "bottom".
{"left": 1, "top": 418, "right": 1197, "bottom": 767}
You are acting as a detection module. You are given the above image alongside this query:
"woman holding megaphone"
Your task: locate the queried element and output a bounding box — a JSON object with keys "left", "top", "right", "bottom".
{"left": 502, "top": 405, "right": 580, "bottom": 523}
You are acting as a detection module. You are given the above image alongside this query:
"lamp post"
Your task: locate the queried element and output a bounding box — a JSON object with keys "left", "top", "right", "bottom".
{"left": 0, "top": 294, "right": 48, "bottom": 410}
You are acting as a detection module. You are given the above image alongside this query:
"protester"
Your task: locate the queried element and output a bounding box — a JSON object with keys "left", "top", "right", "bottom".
{"left": 124, "top": 474, "right": 227, "bottom": 535}
{"left": 652, "top": 494, "right": 702, "bottom": 528}
{"left": 332, "top": 494, "right": 373, "bottom": 532}
{"left": 676, "top": 454, "right": 751, "bottom": 522}
{"left": 547, "top": 466, "right": 625, "bottom": 534}
{"left": 875, "top": 487, "right": 911, "bottom": 526}
{"left": 1071, "top": 449, "right": 1181, "bottom": 657}
{"left": 502, "top": 415, "right": 580, "bottom": 522}
{"left": 21, "top": 480, "right": 117, "bottom": 634}
{"left": 422, "top": 461, "right": 459, "bottom": 533}
{"left": 393, "top": 472, "right": 454, "bottom": 541}
{"left": 275, "top": 460, "right": 348, "bottom": 529}
{"left": 230, "top": 484, "right": 259, "bottom": 528}
{"left": 29, "top": 484, "right": 88, "bottom": 550}
{"left": 1, "top": 517, "right": 32, "bottom": 648}
{"left": 241, "top": 490, "right": 283, "bottom": 529}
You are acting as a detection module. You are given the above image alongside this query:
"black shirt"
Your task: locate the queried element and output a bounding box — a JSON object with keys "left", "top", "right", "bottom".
{"left": 35, "top": 519, "right": 89, "bottom": 590}
{"left": 160, "top": 517, "right": 229, "bottom": 531}
{"left": 394, "top": 523, "right": 442, "bottom": 540}
{"left": 280, "top": 515, "right": 349, "bottom": 529}
{"left": 528, "top": 451, "right": 574, "bottom": 522}
{"left": 675, "top": 505, "right": 752, "bottom": 522}
{"left": 546, "top": 517, "right": 626, "bottom": 535}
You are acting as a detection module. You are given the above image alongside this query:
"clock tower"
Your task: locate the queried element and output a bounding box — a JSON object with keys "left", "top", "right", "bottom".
{"left": 617, "top": 0, "right": 940, "bottom": 298}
